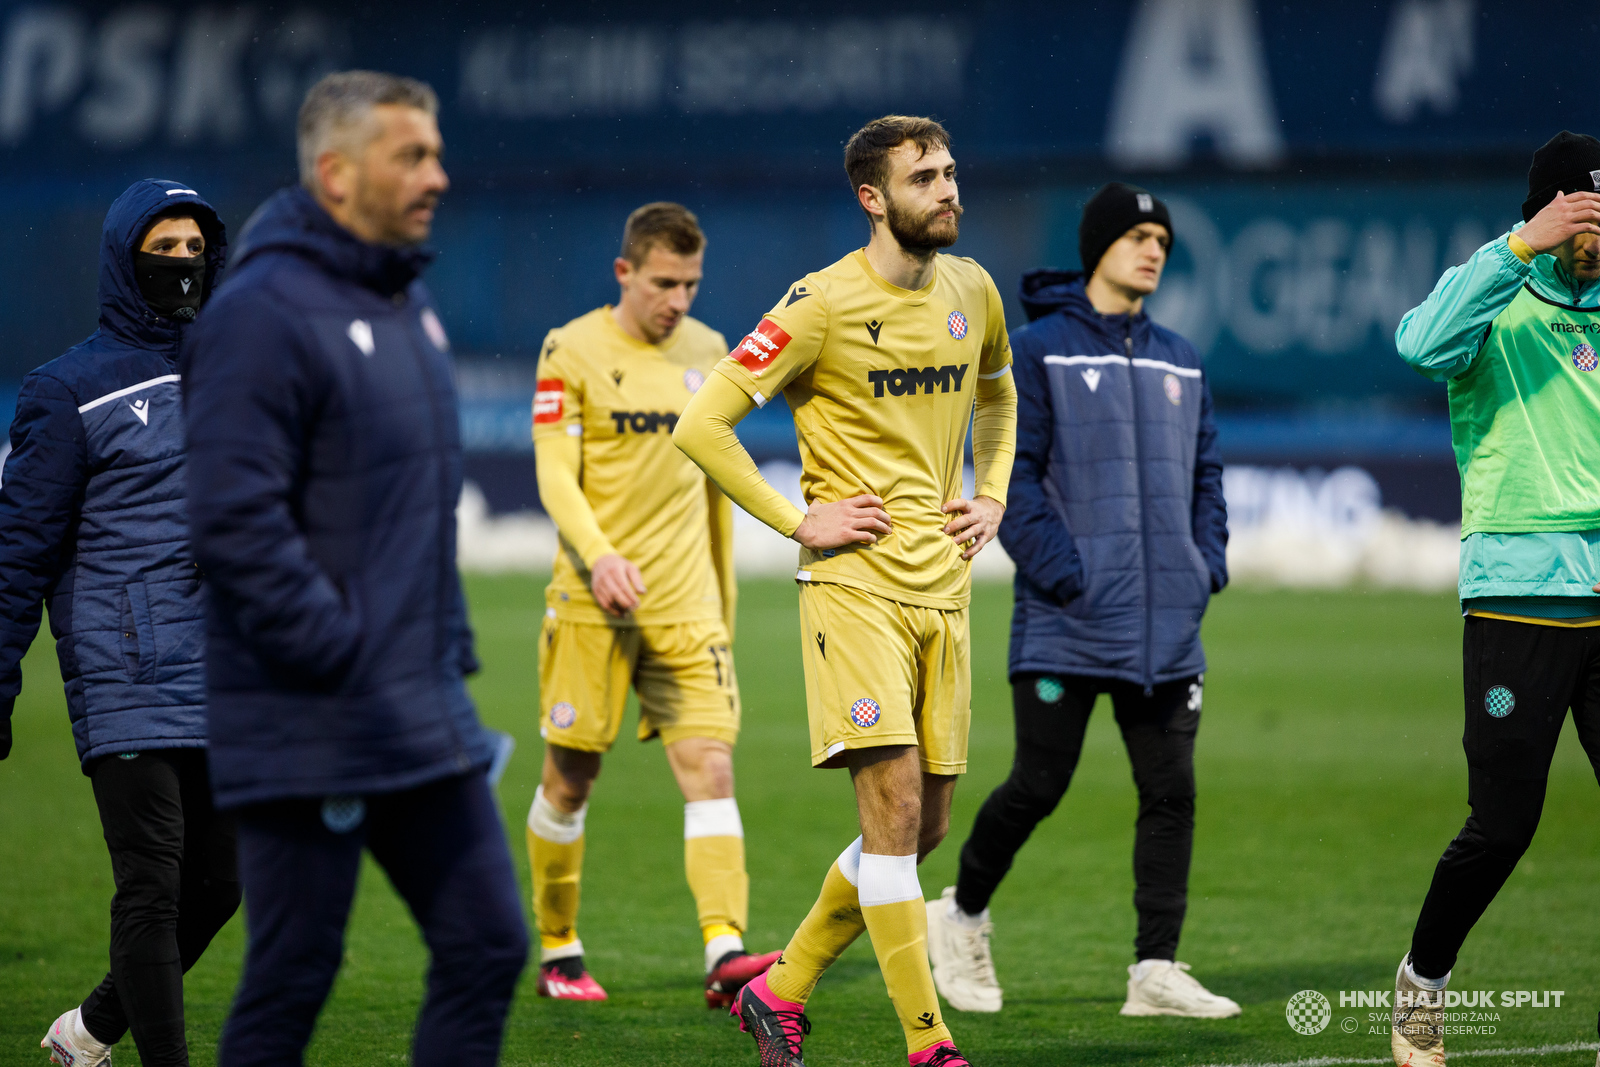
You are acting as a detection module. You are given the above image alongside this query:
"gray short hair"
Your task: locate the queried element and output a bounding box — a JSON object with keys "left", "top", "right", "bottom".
{"left": 297, "top": 70, "right": 439, "bottom": 187}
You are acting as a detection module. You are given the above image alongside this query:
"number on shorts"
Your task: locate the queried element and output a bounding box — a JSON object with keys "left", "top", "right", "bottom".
{"left": 708, "top": 645, "right": 730, "bottom": 687}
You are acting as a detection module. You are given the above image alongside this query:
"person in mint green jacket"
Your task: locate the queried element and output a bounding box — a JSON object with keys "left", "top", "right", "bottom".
{"left": 1389, "top": 130, "right": 1600, "bottom": 1067}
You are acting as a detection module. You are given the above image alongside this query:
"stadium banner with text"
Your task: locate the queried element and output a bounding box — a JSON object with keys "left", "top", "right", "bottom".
{"left": 0, "top": 0, "right": 1594, "bottom": 183}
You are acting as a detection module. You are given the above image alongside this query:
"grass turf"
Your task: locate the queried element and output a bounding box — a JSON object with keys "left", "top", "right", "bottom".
{"left": 1, "top": 578, "right": 1597, "bottom": 1066}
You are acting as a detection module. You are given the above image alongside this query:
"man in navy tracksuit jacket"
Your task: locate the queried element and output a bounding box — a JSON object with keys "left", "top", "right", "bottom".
{"left": 182, "top": 72, "right": 526, "bottom": 1066}
{"left": 0, "top": 180, "right": 238, "bottom": 1066}
{"left": 926, "top": 184, "right": 1238, "bottom": 1019}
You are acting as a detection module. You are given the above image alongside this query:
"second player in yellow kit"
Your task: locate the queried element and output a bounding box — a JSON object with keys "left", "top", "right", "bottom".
{"left": 676, "top": 117, "right": 1016, "bottom": 1067}
{"left": 524, "top": 203, "right": 779, "bottom": 1008}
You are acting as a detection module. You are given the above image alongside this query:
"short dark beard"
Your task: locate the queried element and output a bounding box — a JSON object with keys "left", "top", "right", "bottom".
{"left": 884, "top": 192, "right": 962, "bottom": 253}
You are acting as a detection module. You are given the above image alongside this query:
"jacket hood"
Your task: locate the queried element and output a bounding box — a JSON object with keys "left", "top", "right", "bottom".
{"left": 1018, "top": 268, "right": 1151, "bottom": 334}
{"left": 232, "top": 186, "right": 435, "bottom": 297}
{"left": 99, "top": 179, "right": 226, "bottom": 350}
{"left": 1019, "top": 269, "right": 1089, "bottom": 322}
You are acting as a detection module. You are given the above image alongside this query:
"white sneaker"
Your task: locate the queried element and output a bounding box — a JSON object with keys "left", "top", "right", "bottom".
{"left": 1391, "top": 953, "right": 1447, "bottom": 1067}
{"left": 925, "top": 886, "right": 1003, "bottom": 1013}
{"left": 41, "top": 1008, "right": 112, "bottom": 1067}
{"left": 1120, "top": 959, "right": 1241, "bottom": 1018}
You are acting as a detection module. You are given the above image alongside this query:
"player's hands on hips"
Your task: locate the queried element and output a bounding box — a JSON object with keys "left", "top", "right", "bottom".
{"left": 792, "top": 495, "right": 892, "bottom": 550}
{"left": 591, "top": 553, "right": 646, "bottom": 616}
{"left": 942, "top": 495, "right": 1005, "bottom": 560}
{"left": 1518, "top": 191, "right": 1600, "bottom": 254}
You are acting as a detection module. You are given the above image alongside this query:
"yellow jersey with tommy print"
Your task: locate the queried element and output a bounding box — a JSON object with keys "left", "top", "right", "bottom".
{"left": 710, "top": 249, "right": 1015, "bottom": 610}
{"left": 533, "top": 306, "right": 735, "bottom": 629}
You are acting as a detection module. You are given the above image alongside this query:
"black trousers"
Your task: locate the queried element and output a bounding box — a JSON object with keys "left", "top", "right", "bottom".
{"left": 219, "top": 771, "right": 529, "bottom": 1067}
{"left": 955, "top": 672, "right": 1201, "bottom": 961}
{"left": 79, "top": 748, "right": 240, "bottom": 1066}
{"left": 1409, "top": 616, "right": 1600, "bottom": 978}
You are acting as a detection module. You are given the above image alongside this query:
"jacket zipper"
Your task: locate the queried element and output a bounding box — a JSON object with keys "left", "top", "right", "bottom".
{"left": 1125, "top": 327, "right": 1154, "bottom": 693}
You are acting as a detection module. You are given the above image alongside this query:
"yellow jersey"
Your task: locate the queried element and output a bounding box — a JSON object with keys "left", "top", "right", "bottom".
{"left": 534, "top": 307, "right": 732, "bottom": 626}
{"left": 713, "top": 249, "right": 1013, "bottom": 610}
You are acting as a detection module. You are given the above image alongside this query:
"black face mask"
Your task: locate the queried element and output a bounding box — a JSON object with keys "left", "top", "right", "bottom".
{"left": 133, "top": 251, "right": 207, "bottom": 322}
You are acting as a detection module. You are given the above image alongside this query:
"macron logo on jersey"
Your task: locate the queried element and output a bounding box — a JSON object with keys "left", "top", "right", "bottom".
{"left": 534, "top": 379, "right": 565, "bottom": 423}
{"left": 732, "top": 318, "right": 792, "bottom": 377}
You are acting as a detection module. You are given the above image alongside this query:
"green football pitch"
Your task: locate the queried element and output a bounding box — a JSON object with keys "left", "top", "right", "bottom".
{"left": 2, "top": 578, "right": 1596, "bottom": 1067}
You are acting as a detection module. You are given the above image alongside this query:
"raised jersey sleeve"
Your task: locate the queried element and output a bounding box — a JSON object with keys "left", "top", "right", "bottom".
{"left": 1395, "top": 232, "right": 1533, "bottom": 382}
{"left": 713, "top": 277, "right": 831, "bottom": 406}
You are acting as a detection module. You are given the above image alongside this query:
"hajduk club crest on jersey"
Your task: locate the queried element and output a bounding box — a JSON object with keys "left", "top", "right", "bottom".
{"left": 1574, "top": 343, "right": 1598, "bottom": 372}
{"left": 947, "top": 310, "right": 968, "bottom": 340}
{"left": 850, "top": 698, "right": 881, "bottom": 728}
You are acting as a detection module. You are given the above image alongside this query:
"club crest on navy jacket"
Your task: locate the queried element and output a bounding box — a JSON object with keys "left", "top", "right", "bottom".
{"left": 998, "top": 270, "right": 1228, "bottom": 687}
{"left": 182, "top": 187, "right": 491, "bottom": 809}
{"left": 0, "top": 180, "right": 225, "bottom": 768}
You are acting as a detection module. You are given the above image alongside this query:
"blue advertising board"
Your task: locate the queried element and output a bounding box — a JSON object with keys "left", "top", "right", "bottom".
{"left": 1, "top": 0, "right": 1595, "bottom": 180}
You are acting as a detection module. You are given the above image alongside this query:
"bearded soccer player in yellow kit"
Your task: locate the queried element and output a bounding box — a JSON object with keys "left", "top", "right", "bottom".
{"left": 526, "top": 203, "right": 779, "bottom": 1007}
{"left": 675, "top": 118, "right": 1017, "bottom": 1067}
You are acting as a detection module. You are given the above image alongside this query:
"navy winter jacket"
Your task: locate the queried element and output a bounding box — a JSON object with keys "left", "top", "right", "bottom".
{"left": 0, "top": 180, "right": 225, "bottom": 768}
{"left": 999, "top": 271, "right": 1228, "bottom": 687}
{"left": 183, "top": 187, "right": 490, "bottom": 810}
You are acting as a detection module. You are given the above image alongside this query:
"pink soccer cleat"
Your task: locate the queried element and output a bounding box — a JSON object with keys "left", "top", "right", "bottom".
{"left": 731, "top": 970, "right": 810, "bottom": 1066}
{"left": 537, "top": 956, "right": 608, "bottom": 1001}
{"left": 706, "top": 949, "right": 783, "bottom": 1008}
{"left": 909, "top": 1041, "right": 973, "bottom": 1066}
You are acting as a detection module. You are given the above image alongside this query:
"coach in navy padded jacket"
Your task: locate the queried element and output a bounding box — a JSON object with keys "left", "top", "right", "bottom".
{"left": 185, "top": 72, "right": 526, "bottom": 1067}
{"left": 0, "top": 180, "right": 241, "bottom": 1065}
{"left": 932, "top": 185, "right": 1239, "bottom": 1020}
{"left": 183, "top": 185, "right": 491, "bottom": 810}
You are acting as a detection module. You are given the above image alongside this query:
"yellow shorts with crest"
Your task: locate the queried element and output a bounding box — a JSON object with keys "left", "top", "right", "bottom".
{"left": 797, "top": 581, "right": 970, "bottom": 775}
{"left": 538, "top": 612, "right": 740, "bottom": 751}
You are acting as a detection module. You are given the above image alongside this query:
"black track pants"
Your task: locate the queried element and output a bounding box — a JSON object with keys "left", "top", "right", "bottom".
{"left": 955, "top": 672, "right": 1201, "bottom": 961}
{"left": 1409, "top": 616, "right": 1600, "bottom": 979}
{"left": 79, "top": 748, "right": 241, "bottom": 1066}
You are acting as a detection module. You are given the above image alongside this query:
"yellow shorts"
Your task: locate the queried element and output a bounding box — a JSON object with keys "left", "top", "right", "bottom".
{"left": 797, "top": 581, "right": 970, "bottom": 775}
{"left": 538, "top": 613, "right": 740, "bottom": 751}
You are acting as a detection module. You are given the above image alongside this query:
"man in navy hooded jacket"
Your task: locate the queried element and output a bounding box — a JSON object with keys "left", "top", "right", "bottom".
{"left": 182, "top": 71, "right": 527, "bottom": 1066}
{"left": 0, "top": 181, "right": 238, "bottom": 1066}
{"left": 925, "top": 184, "right": 1238, "bottom": 1020}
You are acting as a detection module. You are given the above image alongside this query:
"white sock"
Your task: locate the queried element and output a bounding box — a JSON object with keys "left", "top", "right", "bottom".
{"left": 705, "top": 932, "right": 746, "bottom": 972}
{"left": 946, "top": 897, "right": 989, "bottom": 930}
{"left": 684, "top": 797, "right": 743, "bottom": 839}
{"left": 1405, "top": 957, "right": 1449, "bottom": 990}
{"left": 836, "top": 836, "right": 863, "bottom": 886}
{"left": 857, "top": 852, "right": 921, "bottom": 907}
{"left": 527, "top": 785, "right": 585, "bottom": 844}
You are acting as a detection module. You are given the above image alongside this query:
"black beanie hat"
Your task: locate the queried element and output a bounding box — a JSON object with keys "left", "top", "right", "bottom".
{"left": 1523, "top": 131, "right": 1600, "bottom": 221}
{"left": 1079, "top": 182, "right": 1173, "bottom": 276}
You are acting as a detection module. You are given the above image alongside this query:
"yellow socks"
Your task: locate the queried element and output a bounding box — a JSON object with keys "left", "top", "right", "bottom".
{"left": 859, "top": 851, "right": 951, "bottom": 1054}
{"left": 527, "top": 786, "right": 586, "bottom": 961}
{"left": 766, "top": 837, "right": 868, "bottom": 1005}
{"left": 684, "top": 798, "right": 751, "bottom": 970}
